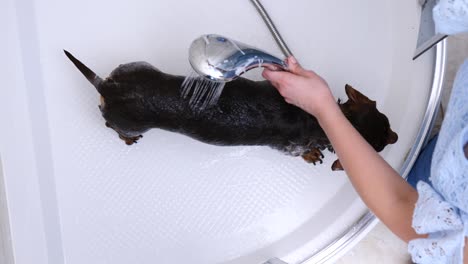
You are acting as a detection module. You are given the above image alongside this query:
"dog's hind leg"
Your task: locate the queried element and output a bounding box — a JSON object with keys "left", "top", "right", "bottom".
{"left": 118, "top": 134, "right": 143, "bottom": 145}
{"left": 104, "top": 121, "right": 144, "bottom": 145}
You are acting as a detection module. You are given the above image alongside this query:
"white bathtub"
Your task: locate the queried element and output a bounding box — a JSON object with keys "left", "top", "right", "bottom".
{"left": 0, "top": 0, "right": 443, "bottom": 263}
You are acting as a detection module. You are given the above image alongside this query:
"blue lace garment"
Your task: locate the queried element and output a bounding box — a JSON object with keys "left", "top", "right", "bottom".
{"left": 408, "top": 58, "right": 468, "bottom": 263}
{"left": 433, "top": 0, "right": 468, "bottom": 35}
{"left": 407, "top": 2, "right": 468, "bottom": 262}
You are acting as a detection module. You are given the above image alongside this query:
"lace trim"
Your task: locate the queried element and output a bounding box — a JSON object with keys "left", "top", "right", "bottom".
{"left": 433, "top": 0, "right": 468, "bottom": 34}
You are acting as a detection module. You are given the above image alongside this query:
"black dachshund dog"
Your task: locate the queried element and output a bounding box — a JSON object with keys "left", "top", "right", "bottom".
{"left": 64, "top": 50, "right": 398, "bottom": 171}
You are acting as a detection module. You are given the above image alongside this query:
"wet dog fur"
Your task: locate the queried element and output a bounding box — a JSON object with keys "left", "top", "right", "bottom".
{"left": 64, "top": 50, "right": 398, "bottom": 171}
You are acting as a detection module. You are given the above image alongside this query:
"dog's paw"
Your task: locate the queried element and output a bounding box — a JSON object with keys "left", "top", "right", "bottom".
{"left": 331, "top": 159, "right": 344, "bottom": 171}
{"left": 118, "top": 134, "right": 143, "bottom": 145}
{"left": 302, "top": 148, "right": 324, "bottom": 165}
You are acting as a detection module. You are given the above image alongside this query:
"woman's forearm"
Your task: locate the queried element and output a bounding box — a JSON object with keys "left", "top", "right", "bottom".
{"left": 262, "top": 58, "right": 424, "bottom": 242}
{"left": 315, "top": 103, "right": 423, "bottom": 242}
{"left": 465, "top": 238, "right": 468, "bottom": 264}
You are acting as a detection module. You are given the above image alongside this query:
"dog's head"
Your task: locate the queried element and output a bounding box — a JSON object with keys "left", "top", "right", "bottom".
{"left": 332, "top": 84, "right": 398, "bottom": 171}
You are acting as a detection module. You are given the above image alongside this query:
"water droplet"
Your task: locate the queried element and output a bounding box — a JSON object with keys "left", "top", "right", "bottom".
{"left": 181, "top": 71, "right": 225, "bottom": 111}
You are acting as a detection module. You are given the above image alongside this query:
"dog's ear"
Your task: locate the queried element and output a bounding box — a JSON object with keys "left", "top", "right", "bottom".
{"left": 345, "top": 84, "right": 376, "bottom": 105}
{"left": 331, "top": 159, "right": 344, "bottom": 171}
{"left": 387, "top": 130, "right": 398, "bottom": 144}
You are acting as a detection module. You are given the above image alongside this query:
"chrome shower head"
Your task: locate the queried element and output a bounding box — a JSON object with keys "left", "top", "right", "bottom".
{"left": 188, "top": 34, "right": 288, "bottom": 82}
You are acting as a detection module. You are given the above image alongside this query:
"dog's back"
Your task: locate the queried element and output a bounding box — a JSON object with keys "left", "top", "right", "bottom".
{"left": 97, "top": 61, "right": 324, "bottom": 151}
{"left": 65, "top": 51, "right": 398, "bottom": 166}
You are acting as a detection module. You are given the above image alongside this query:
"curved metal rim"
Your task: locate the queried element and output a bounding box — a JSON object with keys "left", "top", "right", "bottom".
{"left": 299, "top": 40, "right": 447, "bottom": 264}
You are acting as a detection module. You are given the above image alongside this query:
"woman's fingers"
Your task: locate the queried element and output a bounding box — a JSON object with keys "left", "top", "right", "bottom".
{"left": 286, "top": 56, "right": 312, "bottom": 77}
{"left": 263, "top": 64, "right": 281, "bottom": 71}
{"left": 263, "top": 56, "right": 313, "bottom": 84}
{"left": 262, "top": 68, "right": 291, "bottom": 85}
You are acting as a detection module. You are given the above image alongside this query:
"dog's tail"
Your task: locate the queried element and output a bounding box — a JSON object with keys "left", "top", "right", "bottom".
{"left": 64, "top": 50, "right": 103, "bottom": 93}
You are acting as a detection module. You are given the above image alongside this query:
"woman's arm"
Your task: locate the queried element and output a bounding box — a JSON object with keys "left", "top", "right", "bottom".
{"left": 465, "top": 238, "right": 468, "bottom": 264}
{"left": 313, "top": 98, "right": 423, "bottom": 242}
{"left": 262, "top": 57, "right": 424, "bottom": 242}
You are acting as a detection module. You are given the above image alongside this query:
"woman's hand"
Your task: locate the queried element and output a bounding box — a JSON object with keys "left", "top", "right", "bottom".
{"left": 264, "top": 56, "right": 421, "bottom": 243}
{"left": 262, "top": 56, "right": 336, "bottom": 119}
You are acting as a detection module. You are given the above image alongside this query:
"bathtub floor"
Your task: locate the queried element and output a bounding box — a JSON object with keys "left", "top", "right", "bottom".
{"left": 337, "top": 33, "right": 468, "bottom": 264}
{"left": 0, "top": 29, "right": 465, "bottom": 264}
